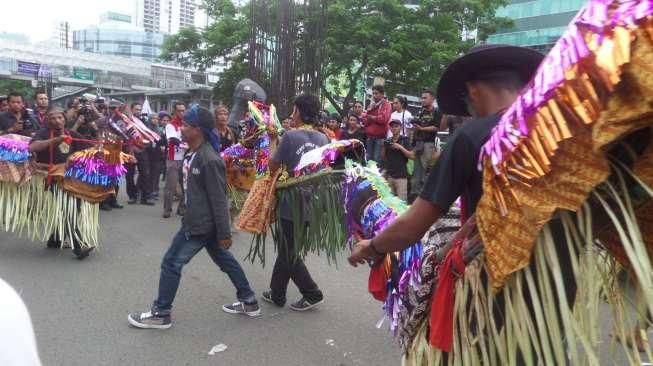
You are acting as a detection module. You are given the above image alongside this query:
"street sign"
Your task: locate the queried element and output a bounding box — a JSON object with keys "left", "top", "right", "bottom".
{"left": 73, "top": 68, "right": 94, "bottom": 81}
{"left": 17, "top": 61, "right": 40, "bottom": 76}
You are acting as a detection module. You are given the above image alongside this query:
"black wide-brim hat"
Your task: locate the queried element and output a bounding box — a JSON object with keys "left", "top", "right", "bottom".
{"left": 436, "top": 44, "right": 545, "bottom": 116}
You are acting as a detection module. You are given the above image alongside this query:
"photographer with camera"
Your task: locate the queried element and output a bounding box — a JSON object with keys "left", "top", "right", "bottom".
{"left": 410, "top": 89, "right": 443, "bottom": 201}
{"left": 0, "top": 92, "right": 40, "bottom": 136}
{"left": 381, "top": 119, "right": 414, "bottom": 201}
{"left": 69, "top": 97, "right": 101, "bottom": 140}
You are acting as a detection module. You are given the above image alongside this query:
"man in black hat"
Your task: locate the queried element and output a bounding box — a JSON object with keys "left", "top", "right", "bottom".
{"left": 128, "top": 105, "right": 260, "bottom": 329}
{"left": 348, "top": 43, "right": 544, "bottom": 263}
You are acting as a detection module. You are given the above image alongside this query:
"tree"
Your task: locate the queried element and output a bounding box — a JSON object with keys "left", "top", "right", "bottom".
{"left": 160, "top": 0, "right": 511, "bottom": 115}
{"left": 0, "top": 79, "right": 35, "bottom": 99}
{"left": 159, "top": 0, "right": 250, "bottom": 103}
{"left": 322, "top": 0, "right": 511, "bottom": 116}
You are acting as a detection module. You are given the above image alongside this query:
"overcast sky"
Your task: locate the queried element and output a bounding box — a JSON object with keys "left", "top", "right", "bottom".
{"left": 0, "top": 0, "right": 136, "bottom": 42}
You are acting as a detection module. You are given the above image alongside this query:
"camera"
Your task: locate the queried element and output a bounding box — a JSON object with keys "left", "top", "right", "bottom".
{"left": 78, "top": 97, "right": 94, "bottom": 122}
{"left": 384, "top": 137, "right": 394, "bottom": 146}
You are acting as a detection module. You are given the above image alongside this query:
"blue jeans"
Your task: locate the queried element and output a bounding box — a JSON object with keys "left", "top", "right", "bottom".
{"left": 366, "top": 137, "right": 384, "bottom": 163}
{"left": 153, "top": 229, "right": 256, "bottom": 314}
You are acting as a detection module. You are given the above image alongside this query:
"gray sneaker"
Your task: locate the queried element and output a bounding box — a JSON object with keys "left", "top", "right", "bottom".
{"left": 222, "top": 301, "right": 261, "bottom": 317}
{"left": 128, "top": 310, "right": 172, "bottom": 329}
{"left": 289, "top": 297, "right": 324, "bottom": 311}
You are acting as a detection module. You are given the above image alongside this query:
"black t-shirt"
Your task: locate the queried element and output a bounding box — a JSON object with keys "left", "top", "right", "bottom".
{"left": 31, "top": 128, "right": 91, "bottom": 164}
{"left": 413, "top": 107, "right": 442, "bottom": 143}
{"left": 340, "top": 127, "right": 366, "bottom": 143}
{"left": 384, "top": 136, "right": 411, "bottom": 179}
{"left": 419, "top": 114, "right": 500, "bottom": 214}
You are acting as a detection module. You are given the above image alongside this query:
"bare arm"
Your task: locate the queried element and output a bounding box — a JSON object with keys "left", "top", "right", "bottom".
{"left": 348, "top": 197, "right": 442, "bottom": 266}
{"left": 29, "top": 136, "right": 63, "bottom": 153}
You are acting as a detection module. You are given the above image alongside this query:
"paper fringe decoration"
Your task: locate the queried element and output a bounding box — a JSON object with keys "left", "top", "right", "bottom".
{"left": 343, "top": 160, "right": 422, "bottom": 334}
{"left": 475, "top": 0, "right": 653, "bottom": 289}
{"left": 65, "top": 148, "right": 135, "bottom": 187}
{"left": 294, "top": 139, "right": 365, "bottom": 176}
{"left": 0, "top": 134, "right": 30, "bottom": 163}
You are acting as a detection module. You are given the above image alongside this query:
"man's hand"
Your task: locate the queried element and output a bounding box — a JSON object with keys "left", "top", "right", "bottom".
{"left": 391, "top": 142, "right": 402, "bottom": 150}
{"left": 348, "top": 239, "right": 379, "bottom": 267}
{"left": 217, "top": 238, "right": 232, "bottom": 250}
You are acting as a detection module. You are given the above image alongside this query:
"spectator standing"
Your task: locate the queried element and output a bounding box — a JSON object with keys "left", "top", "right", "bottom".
{"left": 281, "top": 116, "right": 293, "bottom": 131}
{"left": 214, "top": 105, "right": 237, "bottom": 151}
{"left": 33, "top": 91, "right": 49, "bottom": 127}
{"left": 350, "top": 100, "right": 364, "bottom": 119}
{"left": 147, "top": 114, "right": 166, "bottom": 200}
{"left": 381, "top": 120, "right": 414, "bottom": 201}
{"left": 363, "top": 85, "right": 392, "bottom": 163}
{"left": 410, "top": 89, "right": 442, "bottom": 199}
{"left": 340, "top": 115, "right": 366, "bottom": 143}
{"left": 0, "top": 96, "right": 7, "bottom": 113}
{"left": 389, "top": 95, "right": 413, "bottom": 139}
{"left": 126, "top": 102, "right": 155, "bottom": 206}
{"left": 262, "top": 94, "right": 326, "bottom": 311}
{"left": 0, "top": 92, "right": 39, "bottom": 136}
{"left": 128, "top": 106, "right": 260, "bottom": 329}
{"left": 163, "top": 102, "right": 188, "bottom": 218}
{"left": 327, "top": 113, "right": 342, "bottom": 139}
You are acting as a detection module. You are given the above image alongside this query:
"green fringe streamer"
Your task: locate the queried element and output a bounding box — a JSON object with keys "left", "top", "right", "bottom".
{"left": 0, "top": 178, "right": 99, "bottom": 249}
{"left": 247, "top": 170, "right": 346, "bottom": 265}
{"left": 402, "top": 162, "right": 653, "bottom": 365}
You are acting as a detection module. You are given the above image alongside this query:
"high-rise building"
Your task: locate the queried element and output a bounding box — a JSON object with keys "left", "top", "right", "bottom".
{"left": 54, "top": 21, "right": 72, "bottom": 49}
{"left": 136, "top": 0, "right": 198, "bottom": 35}
{"left": 487, "top": 0, "right": 585, "bottom": 53}
{"left": 73, "top": 12, "right": 165, "bottom": 61}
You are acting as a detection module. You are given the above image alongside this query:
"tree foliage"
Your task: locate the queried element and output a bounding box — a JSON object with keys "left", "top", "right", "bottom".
{"left": 160, "top": 0, "right": 510, "bottom": 114}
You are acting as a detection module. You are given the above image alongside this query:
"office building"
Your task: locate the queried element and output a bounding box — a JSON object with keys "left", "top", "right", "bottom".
{"left": 73, "top": 12, "right": 166, "bottom": 61}
{"left": 487, "top": 0, "right": 585, "bottom": 53}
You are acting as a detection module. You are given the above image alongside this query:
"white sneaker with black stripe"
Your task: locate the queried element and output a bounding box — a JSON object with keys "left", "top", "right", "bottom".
{"left": 222, "top": 301, "right": 261, "bottom": 317}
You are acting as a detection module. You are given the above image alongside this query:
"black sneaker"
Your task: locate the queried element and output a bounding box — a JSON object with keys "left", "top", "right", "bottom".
{"left": 289, "top": 297, "right": 324, "bottom": 311}
{"left": 140, "top": 200, "right": 155, "bottom": 206}
{"left": 176, "top": 206, "right": 186, "bottom": 216}
{"left": 73, "top": 246, "right": 94, "bottom": 260}
{"left": 127, "top": 198, "right": 138, "bottom": 204}
{"left": 162, "top": 211, "right": 171, "bottom": 218}
{"left": 99, "top": 203, "right": 112, "bottom": 211}
{"left": 46, "top": 238, "right": 61, "bottom": 249}
{"left": 222, "top": 301, "right": 261, "bottom": 317}
{"left": 110, "top": 202, "right": 124, "bottom": 209}
{"left": 261, "top": 290, "right": 285, "bottom": 307}
{"left": 128, "top": 310, "right": 171, "bottom": 329}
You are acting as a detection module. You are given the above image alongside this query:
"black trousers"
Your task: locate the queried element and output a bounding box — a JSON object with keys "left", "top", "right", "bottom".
{"left": 149, "top": 151, "right": 163, "bottom": 195}
{"left": 125, "top": 162, "right": 138, "bottom": 200}
{"left": 270, "top": 219, "right": 323, "bottom": 305}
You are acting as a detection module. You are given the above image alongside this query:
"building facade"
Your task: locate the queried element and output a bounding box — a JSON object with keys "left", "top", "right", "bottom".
{"left": 136, "top": 0, "right": 197, "bottom": 35}
{"left": 487, "top": 0, "right": 585, "bottom": 53}
{"left": 73, "top": 12, "right": 165, "bottom": 62}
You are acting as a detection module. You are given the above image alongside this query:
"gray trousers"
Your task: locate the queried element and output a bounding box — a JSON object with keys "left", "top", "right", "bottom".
{"left": 411, "top": 141, "right": 435, "bottom": 196}
{"left": 163, "top": 160, "right": 185, "bottom": 214}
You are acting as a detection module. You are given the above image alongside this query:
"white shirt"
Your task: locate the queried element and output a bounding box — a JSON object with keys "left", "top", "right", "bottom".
{"left": 0, "top": 279, "right": 42, "bottom": 366}
{"left": 388, "top": 110, "right": 413, "bottom": 137}
{"left": 182, "top": 152, "right": 197, "bottom": 205}
{"left": 165, "top": 123, "right": 187, "bottom": 161}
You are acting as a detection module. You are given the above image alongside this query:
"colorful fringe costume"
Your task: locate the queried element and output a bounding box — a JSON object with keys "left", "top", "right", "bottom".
{"left": 0, "top": 133, "right": 134, "bottom": 249}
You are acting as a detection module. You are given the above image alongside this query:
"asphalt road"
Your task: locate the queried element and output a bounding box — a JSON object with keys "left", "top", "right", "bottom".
{"left": 0, "top": 194, "right": 399, "bottom": 366}
{"left": 1, "top": 191, "right": 652, "bottom": 365}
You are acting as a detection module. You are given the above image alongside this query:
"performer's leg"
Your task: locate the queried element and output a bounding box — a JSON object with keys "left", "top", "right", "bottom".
{"left": 71, "top": 198, "right": 94, "bottom": 259}
{"left": 282, "top": 219, "right": 323, "bottom": 303}
{"left": 269, "top": 221, "right": 293, "bottom": 306}
{"left": 152, "top": 229, "right": 205, "bottom": 314}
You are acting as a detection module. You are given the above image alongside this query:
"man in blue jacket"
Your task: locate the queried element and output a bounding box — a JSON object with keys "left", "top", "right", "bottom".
{"left": 128, "top": 105, "right": 260, "bottom": 329}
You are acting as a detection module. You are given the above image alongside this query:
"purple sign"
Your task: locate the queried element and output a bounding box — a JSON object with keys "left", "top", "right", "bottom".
{"left": 17, "top": 61, "right": 40, "bottom": 76}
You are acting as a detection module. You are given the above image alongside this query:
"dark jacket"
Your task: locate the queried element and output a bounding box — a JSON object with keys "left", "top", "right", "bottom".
{"left": 181, "top": 142, "right": 231, "bottom": 240}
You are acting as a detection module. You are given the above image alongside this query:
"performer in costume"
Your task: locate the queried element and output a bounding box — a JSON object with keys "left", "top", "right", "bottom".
{"left": 350, "top": 1, "right": 653, "bottom": 364}
{"left": 261, "top": 94, "right": 326, "bottom": 311}
{"left": 29, "top": 107, "right": 96, "bottom": 259}
{"left": 97, "top": 100, "right": 130, "bottom": 211}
